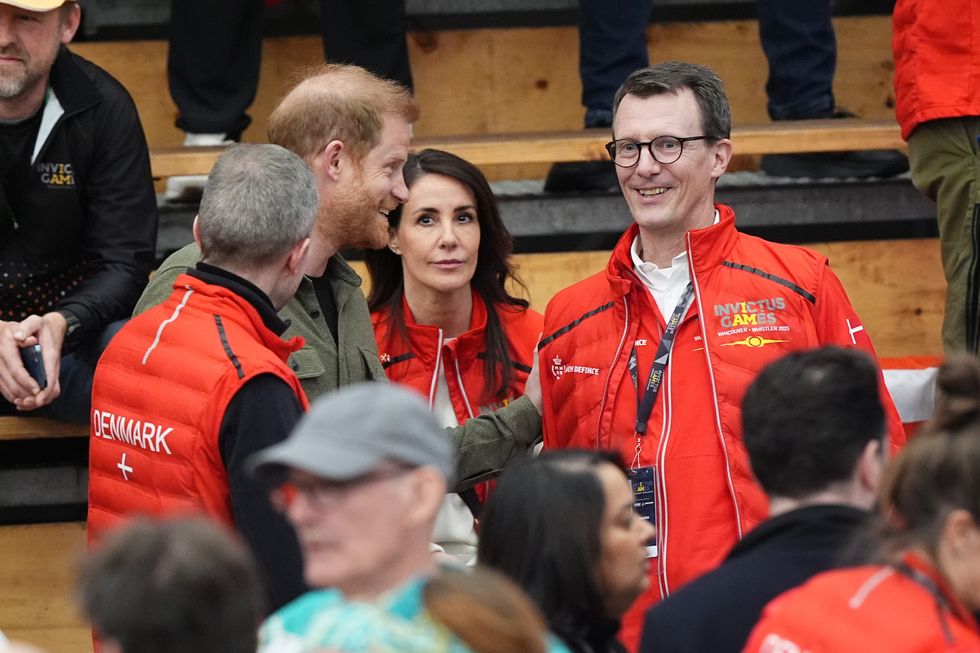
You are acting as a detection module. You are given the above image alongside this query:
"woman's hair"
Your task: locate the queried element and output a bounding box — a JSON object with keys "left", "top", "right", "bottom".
{"left": 365, "top": 149, "right": 529, "bottom": 403}
{"left": 424, "top": 567, "right": 548, "bottom": 653}
{"left": 872, "top": 354, "right": 980, "bottom": 561}
{"left": 477, "top": 449, "right": 626, "bottom": 648}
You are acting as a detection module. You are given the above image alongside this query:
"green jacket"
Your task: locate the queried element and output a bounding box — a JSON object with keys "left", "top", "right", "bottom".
{"left": 136, "top": 244, "right": 540, "bottom": 489}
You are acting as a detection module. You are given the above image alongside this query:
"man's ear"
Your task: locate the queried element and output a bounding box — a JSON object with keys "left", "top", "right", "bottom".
{"left": 59, "top": 3, "right": 81, "bottom": 44}
{"left": 192, "top": 215, "right": 202, "bottom": 250}
{"left": 857, "top": 438, "right": 885, "bottom": 494}
{"left": 402, "top": 467, "right": 448, "bottom": 528}
{"left": 313, "top": 140, "right": 345, "bottom": 183}
{"left": 710, "top": 138, "right": 733, "bottom": 178}
{"left": 285, "top": 238, "right": 311, "bottom": 276}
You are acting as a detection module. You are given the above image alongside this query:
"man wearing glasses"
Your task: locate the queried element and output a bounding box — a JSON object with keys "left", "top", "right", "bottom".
{"left": 536, "top": 61, "right": 905, "bottom": 650}
{"left": 250, "top": 382, "right": 564, "bottom": 653}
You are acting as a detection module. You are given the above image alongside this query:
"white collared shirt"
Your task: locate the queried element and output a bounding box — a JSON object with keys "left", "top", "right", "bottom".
{"left": 631, "top": 210, "right": 719, "bottom": 318}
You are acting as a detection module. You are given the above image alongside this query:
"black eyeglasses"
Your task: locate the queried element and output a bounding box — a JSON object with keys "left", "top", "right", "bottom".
{"left": 605, "top": 136, "right": 709, "bottom": 167}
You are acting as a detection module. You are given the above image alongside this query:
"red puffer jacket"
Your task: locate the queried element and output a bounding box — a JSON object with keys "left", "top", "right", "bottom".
{"left": 539, "top": 205, "right": 905, "bottom": 651}
{"left": 88, "top": 273, "right": 308, "bottom": 543}
{"left": 743, "top": 552, "right": 980, "bottom": 653}
{"left": 893, "top": 0, "right": 980, "bottom": 139}
{"left": 372, "top": 290, "right": 542, "bottom": 422}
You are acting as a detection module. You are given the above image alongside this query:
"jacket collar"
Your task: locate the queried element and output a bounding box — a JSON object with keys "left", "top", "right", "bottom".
{"left": 400, "top": 288, "right": 488, "bottom": 362}
{"left": 178, "top": 267, "right": 305, "bottom": 362}
{"left": 327, "top": 253, "right": 363, "bottom": 287}
{"left": 32, "top": 48, "right": 100, "bottom": 163}
{"left": 606, "top": 203, "right": 739, "bottom": 296}
{"left": 686, "top": 203, "right": 739, "bottom": 273}
{"left": 727, "top": 504, "right": 868, "bottom": 561}
{"left": 48, "top": 47, "right": 100, "bottom": 116}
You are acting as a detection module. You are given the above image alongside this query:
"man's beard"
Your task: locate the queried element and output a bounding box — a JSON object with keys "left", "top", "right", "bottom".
{"left": 325, "top": 177, "right": 390, "bottom": 251}
{"left": 0, "top": 55, "right": 31, "bottom": 99}
{"left": 0, "top": 43, "right": 57, "bottom": 102}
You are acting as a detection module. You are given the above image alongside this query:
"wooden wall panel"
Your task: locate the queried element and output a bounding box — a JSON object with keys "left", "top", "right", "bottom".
{"left": 72, "top": 16, "right": 896, "bottom": 163}
{"left": 351, "top": 237, "right": 945, "bottom": 358}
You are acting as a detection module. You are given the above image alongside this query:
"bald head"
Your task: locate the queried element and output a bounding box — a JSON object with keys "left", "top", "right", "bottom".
{"left": 268, "top": 63, "right": 419, "bottom": 164}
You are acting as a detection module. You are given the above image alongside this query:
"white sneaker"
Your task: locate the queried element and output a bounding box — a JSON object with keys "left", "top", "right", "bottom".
{"left": 164, "top": 132, "right": 233, "bottom": 203}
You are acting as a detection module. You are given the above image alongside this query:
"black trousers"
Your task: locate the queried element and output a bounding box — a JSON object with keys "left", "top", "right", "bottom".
{"left": 168, "top": 0, "right": 413, "bottom": 137}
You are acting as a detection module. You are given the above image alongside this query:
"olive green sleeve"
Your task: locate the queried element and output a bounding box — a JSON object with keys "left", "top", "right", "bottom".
{"left": 448, "top": 395, "right": 542, "bottom": 492}
{"left": 133, "top": 243, "right": 202, "bottom": 316}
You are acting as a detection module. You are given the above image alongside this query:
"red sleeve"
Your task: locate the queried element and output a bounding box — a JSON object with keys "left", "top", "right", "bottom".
{"left": 811, "top": 265, "right": 907, "bottom": 452}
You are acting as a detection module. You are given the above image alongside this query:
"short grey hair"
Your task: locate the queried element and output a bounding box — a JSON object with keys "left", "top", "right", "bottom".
{"left": 613, "top": 61, "right": 731, "bottom": 141}
{"left": 197, "top": 144, "right": 318, "bottom": 268}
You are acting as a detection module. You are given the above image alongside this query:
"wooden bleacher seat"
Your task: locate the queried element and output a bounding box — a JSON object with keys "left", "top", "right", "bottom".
{"left": 150, "top": 119, "right": 905, "bottom": 179}
{"left": 0, "top": 416, "right": 87, "bottom": 442}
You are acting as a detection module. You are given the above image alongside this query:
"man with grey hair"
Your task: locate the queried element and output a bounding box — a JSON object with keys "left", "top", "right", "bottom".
{"left": 88, "top": 144, "right": 316, "bottom": 611}
{"left": 249, "top": 383, "right": 561, "bottom": 653}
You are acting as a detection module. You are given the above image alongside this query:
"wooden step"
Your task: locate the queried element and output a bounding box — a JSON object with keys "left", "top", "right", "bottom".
{"left": 150, "top": 119, "right": 903, "bottom": 179}
{"left": 72, "top": 15, "right": 897, "bottom": 181}
{"left": 0, "top": 417, "right": 87, "bottom": 441}
{"left": 350, "top": 237, "right": 945, "bottom": 359}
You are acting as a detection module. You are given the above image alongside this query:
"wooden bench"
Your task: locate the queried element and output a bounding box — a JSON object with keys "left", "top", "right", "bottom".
{"left": 150, "top": 119, "right": 905, "bottom": 179}
{"left": 0, "top": 417, "right": 87, "bottom": 442}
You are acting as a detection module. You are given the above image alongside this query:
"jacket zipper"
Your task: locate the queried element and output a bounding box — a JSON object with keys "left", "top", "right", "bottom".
{"left": 428, "top": 329, "right": 444, "bottom": 408}
{"left": 594, "top": 296, "right": 631, "bottom": 449}
{"left": 655, "top": 318, "right": 673, "bottom": 598}
{"left": 686, "top": 232, "right": 744, "bottom": 540}
{"left": 454, "top": 357, "right": 477, "bottom": 419}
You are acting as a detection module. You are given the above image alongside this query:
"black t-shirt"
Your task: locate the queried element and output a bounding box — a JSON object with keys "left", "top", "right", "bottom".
{"left": 0, "top": 107, "right": 44, "bottom": 224}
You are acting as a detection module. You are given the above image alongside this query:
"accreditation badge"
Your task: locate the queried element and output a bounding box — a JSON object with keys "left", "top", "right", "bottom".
{"left": 628, "top": 465, "right": 658, "bottom": 558}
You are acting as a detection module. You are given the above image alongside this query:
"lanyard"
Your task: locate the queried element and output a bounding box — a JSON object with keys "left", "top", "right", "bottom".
{"left": 893, "top": 562, "right": 956, "bottom": 644}
{"left": 630, "top": 282, "right": 695, "bottom": 438}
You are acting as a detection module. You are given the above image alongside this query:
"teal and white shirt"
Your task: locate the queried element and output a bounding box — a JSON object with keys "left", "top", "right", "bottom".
{"left": 258, "top": 576, "right": 570, "bottom": 653}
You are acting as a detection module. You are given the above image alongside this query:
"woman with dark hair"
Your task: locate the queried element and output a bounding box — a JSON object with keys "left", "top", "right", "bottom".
{"left": 477, "top": 449, "right": 655, "bottom": 653}
{"left": 365, "top": 149, "right": 542, "bottom": 562}
{"left": 744, "top": 354, "right": 980, "bottom": 652}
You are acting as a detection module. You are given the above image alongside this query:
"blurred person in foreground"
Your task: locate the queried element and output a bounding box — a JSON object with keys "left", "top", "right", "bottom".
{"left": 250, "top": 382, "right": 567, "bottom": 653}
{"left": 479, "top": 449, "right": 655, "bottom": 653}
{"left": 641, "top": 346, "right": 887, "bottom": 653}
{"left": 78, "top": 517, "right": 264, "bottom": 653}
{"left": 744, "top": 354, "right": 980, "bottom": 652}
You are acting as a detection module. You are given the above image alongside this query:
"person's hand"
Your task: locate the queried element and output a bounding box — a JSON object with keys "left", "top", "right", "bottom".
{"left": 523, "top": 337, "right": 542, "bottom": 415}
{"left": 0, "top": 313, "right": 66, "bottom": 410}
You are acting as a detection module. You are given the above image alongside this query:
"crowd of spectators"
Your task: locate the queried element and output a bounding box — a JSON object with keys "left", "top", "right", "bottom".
{"left": 1, "top": 0, "right": 977, "bottom": 652}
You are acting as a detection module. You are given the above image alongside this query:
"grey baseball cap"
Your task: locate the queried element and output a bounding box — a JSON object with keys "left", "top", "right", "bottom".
{"left": 249, "top": 382, "right": 455, "bottom": 484}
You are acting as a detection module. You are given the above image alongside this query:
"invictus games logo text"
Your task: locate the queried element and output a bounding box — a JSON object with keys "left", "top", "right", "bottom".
{"left": 713, "top": 297, "right": 786, "bottom": 327}
{"left": 36, "top": 162, "right": 75, "bottom": 188}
